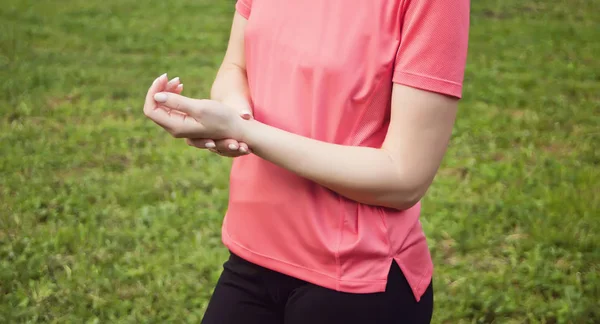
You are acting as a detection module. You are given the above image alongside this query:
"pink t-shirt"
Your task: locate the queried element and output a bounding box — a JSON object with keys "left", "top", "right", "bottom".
{"left": 224, "top": 0, "right": 470, "bottom": 301}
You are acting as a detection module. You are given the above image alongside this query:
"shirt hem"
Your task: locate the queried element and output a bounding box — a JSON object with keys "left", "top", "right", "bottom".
{"left": 223, "top": 230, "right": 389, "bottom": 293}
{"left": 395, "top": 258, "right": 433, "bottom": 302}
{"left": 235, "top": 1, "right": 251, "bottom": 19}
{"left": 393, "top": 70, "right": 463, "bottom": 99}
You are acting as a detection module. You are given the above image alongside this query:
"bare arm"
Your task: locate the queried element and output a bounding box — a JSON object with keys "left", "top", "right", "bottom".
{"left": 191, "top": 13, "right": 253, "bottom": 156}
{"left": 211, "top": 13, "right": 252, "bottom": 116}
{"left": 161, "top": 4, "right": 465, "bottom": 210}
{"left": 151, "top": 79, "right": 458, "bottom": 210}
{"left": 239, "top": 85, "right": 457, "bottom": 210}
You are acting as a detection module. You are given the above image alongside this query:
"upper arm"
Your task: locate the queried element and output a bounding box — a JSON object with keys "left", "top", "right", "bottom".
{"left": 210, "top": 3, "right": 251, "bottom": 104}
{"left": 382, "top": 85, "right": 458, "bottom": 193}
{"left": 382, "top": 0, "right": 470, "bottom": 194}
{"left": 220, "top": 7, "right": 250, "bottom": 71}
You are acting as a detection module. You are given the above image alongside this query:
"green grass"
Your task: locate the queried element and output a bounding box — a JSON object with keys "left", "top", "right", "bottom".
{"left": 1, "top": 0, "right": 598, "bottom": 322}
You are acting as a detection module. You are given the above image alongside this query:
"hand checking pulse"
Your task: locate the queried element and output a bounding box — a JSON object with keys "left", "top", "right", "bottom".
{"left": 144, "top": 73, "right": 251, "bottom": 157}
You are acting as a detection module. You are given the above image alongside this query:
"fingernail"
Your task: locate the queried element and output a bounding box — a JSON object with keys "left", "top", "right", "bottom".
{"left": 241, "top": 111, "right": 252, "bottom": 120}
{"left": 205, "top": 142, "right": 216, "bottom": 149}
{"left": 160, "top": 73, "right": 168, "bottom": 80}
{"left": 171, "top": 77, "right": 180, "bottom": 84}
{"left": 228, "top": 143, "right": 238, "bottom": 150}
{"left": 239, "top": 147, "right": 248, "bottom": 153}
{"left": 154, "top": 93, "right": 168, "bottom": 102}
{"left": 177, "top": 84, "right": 184, "bottom": 89}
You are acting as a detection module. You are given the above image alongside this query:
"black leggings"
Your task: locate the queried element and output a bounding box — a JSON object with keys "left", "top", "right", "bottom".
{"left": 202, "top": 252, "right": 433, "bottom": 324}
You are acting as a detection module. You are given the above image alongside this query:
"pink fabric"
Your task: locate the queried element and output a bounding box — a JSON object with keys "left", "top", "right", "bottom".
{"left": 224, "top": 0, "right": 469, "bottom": 301}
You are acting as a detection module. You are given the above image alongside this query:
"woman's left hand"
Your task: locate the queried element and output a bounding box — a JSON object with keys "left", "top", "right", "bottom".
{"left": 143, "top": 75, "right": 246, "bottom": 141}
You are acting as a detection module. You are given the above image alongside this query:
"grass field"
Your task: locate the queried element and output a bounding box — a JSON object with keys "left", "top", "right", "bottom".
{"left": 1, "top": 0, "right": 599, "bottom": 322}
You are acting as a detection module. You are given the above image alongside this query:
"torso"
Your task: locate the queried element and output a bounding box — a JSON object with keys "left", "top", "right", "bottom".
{"left": 223, "top": 0, "right": 435, "bottom": 301}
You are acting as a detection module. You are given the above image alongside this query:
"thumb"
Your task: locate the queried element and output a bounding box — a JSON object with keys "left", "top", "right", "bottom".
{"left": 154, "top": 92, "right": 201, "bottom": 115}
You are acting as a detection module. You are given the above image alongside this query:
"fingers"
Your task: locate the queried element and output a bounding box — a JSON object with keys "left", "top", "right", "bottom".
{"left": 165, "top": 77, "right": 181, "bottom": 93}
{"left": 186, "top": 138, "right": 215, "bottom": 149}
{"left": 145, "top": 74, "right": 207, "bottom": 139}
{"left": 156, "top": 73, "right": 169, "bottom": 92}
{"left": 153, "top": 92, "right": 207, "bottom": 116}
{"left": 214, "top": 139, "right": 249, "bottom": 154}
{"left": 146, "top": 99, "right": 201, "bottom": 137}
{"left": 168, "top": 79, "right": 183, "bottom": 95}
{"left": 239, "top": 142, "right": 250, "bottom": 154}
{"left": 214, "top": 139, "right": 250, "bottom": 156}
{"left": 186, "top": 138, "right": 250, "bottom": 157}
{"left": 215, "top": 139, "right": 239, "bottom": 153}
{"left": 144, "top": 73, "right": 168, "bottom": 116}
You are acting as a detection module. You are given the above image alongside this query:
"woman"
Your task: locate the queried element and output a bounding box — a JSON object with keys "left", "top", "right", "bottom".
{"left": 144, "top": 0, "right": 470, "bottom": 322}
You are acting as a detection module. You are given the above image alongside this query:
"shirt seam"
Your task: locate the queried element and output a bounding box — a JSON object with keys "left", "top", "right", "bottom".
{"left": 414, "top": 263, "right": 432, "bottom": 298}
{"left": 225, "top": 229, "right": 387, "bottom": 284}
{"left": 380, "top": 211, "right": 393, "bottom": 259}
{"left": 335, "top": 196, "right": 344, "bottom": 289}
{"left": 395, "top": 70, "right": 462, "bottom": 86}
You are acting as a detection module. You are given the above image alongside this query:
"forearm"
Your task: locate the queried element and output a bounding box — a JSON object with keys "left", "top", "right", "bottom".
{"left": 210, "top": 64, "right": 252, "bottom": 111}
{"left": 240, "top": 119, "right": 424, "bottom": 210}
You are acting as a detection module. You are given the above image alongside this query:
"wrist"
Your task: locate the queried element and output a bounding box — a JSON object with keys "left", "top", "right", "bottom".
{"left": 238, "top": 117, "right": 261, "bottom": 146}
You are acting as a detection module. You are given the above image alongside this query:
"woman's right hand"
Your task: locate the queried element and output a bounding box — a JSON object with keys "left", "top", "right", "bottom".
{"left": 187, "top": 136, "right": 251, "bottom": 157}
{"left": 163, "top": 76, "right": 251, "bottom": 157}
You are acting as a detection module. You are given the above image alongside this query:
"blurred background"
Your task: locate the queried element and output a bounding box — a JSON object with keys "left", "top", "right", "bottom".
{"left": 1, "top": 0, "right": 598, "bottom": 323}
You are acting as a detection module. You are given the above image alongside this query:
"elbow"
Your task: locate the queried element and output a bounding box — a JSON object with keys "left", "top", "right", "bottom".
{"left": 383, "top": 162, "right": 437, "bottom": 210}
{"left": 384, "top": 182, "right": 429, "bottom": 211}
{"left": 338, "top": 183, "right": 427, "bottom": 211}
{"left": 376, "top": 149, "right": 432, "bottom": 211}
{"left": 391, "top": 190, "right": 423, "bottom": 211}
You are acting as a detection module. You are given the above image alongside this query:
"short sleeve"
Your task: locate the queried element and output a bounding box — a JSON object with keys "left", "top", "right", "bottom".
{"left": 393, "top": 0, "right": 470, "bottom": 98}
{"left": 235, "top": 0, "right": 252, "bottom": 19}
